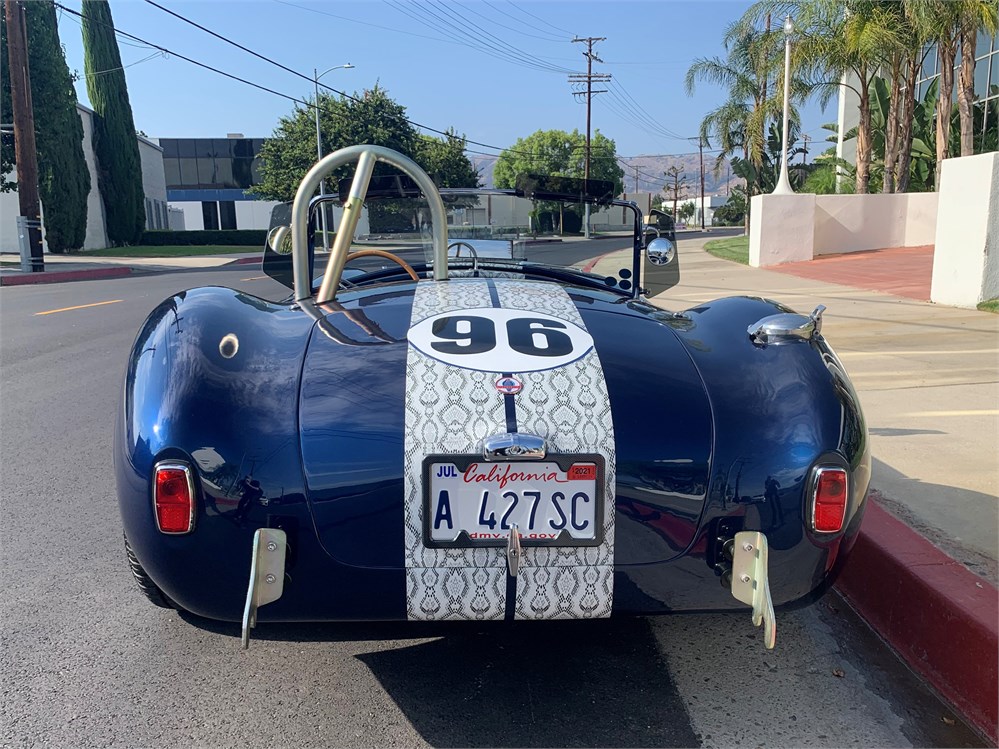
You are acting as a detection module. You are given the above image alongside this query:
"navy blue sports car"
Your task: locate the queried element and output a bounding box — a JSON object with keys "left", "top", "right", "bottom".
{"left": 116, "top": 145, "right": 870, "bottom": 649}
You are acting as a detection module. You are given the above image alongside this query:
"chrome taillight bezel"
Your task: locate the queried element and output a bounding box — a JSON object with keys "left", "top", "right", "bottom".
{"left": 152, "top": 460, "right": 197, "bottom": 535}
{"left": 809, "top": 465, "right": 849, "bottom": 534}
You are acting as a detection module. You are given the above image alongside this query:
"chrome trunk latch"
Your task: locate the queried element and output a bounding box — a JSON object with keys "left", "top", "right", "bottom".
{"left": 506, "top": 524, "right": 522, "bottom": 577}
{"left": 241, "top": 528, "right": 287, "bottom": 650}
{"left": 748, "top": 304, "right": 826, "bottom": 346}
{"left": 482, "top": 432, "right": 546, "bottom": 461}
{"left": 730, "top": 531, "right": 776, "bottom": 650}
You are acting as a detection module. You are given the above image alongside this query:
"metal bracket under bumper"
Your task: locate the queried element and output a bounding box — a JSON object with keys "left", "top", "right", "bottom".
{"left": 241, "top": 528, "right": 288, "bottom": 650}
{"left": 730, "top": 531, "right": 776, "bottom": 649}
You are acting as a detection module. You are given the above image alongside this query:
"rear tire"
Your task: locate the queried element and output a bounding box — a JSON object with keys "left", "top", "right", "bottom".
{"left": 124, "top": 534, "right": 174, "bottom": 609}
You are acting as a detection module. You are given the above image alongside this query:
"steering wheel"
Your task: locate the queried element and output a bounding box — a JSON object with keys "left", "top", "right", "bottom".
{"left": 289, "top": 145, "right": 449, "bottom": 304}
{"left": 447, "top": 240, "right": 480, "bottom": 275}
{"left": 345, "top": 249, "right": 419, "bottom": 281}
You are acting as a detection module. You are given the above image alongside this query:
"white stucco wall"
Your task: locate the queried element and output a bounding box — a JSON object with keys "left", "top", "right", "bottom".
{"left": 234, "top": 199, "right": 281, "bottom": 230}
{"left": 930, "top": 152, "right": 999, "bottom": 307}
{"left": 172, "top": 201, "right": 204, "bottom": 231}
{"left": 749, "top": 194, "right": 815, "bottom": 266}
{"left": 0, "top": 104, "right": 161, "bottom": 251}
{"left": 0, "top": 179, "right": 25, "bottom": 253}
{"left": 77, "top": 105, "right": 108, "bottom": 250}
{"left": 812, "top": 193, "right": 937, "bottom": 255}
{"left": 167, "top": 206, "right": 186, "bottom": 231}
{"left": 137, "top": 137, "right": 166, "bottom": 203}
{"left": 750, "top": 191, "right": 939, "bottom": 267}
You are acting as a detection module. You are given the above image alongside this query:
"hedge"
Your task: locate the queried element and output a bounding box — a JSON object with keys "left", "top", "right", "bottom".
{"left": 140, "top": 229, "right": 268, "bottom": 246}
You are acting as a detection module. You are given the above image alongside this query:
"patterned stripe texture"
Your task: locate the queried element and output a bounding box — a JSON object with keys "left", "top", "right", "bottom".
{"left": 404, "top": 279, "right": 616, "bottom": 620}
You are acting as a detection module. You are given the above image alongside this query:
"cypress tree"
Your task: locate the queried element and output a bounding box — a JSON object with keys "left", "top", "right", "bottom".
{"left": 81, "top": 0, "right": 144, "bottom": 245}
{"left": 0, "top": 8, "right": 15, "bottom": 193}
{"left": 1, "top": 2, "right": 91, "bottom": 250}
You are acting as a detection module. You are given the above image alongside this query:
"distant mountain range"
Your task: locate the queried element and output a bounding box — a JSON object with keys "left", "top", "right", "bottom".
{"left": 470, "top": 152, "right": 743, "bottom": 198}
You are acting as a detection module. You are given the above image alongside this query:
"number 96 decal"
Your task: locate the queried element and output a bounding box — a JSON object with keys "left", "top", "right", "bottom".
{"left": 407, "top": 308, "right": 594, "bottom": 372}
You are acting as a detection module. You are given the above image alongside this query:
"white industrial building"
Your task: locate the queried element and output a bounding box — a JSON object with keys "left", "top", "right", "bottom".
{"left": 1, "top": 102, "right": 168, "bottom": 252}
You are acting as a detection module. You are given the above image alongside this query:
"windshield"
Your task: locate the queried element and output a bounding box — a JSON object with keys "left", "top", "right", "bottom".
{"left": 308, "top": 189, "right": 640, "bottom": 281}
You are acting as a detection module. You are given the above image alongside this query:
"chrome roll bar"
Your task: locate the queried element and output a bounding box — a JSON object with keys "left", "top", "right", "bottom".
{"left": 290, "top": 144, "right": 450, "bottom": 302}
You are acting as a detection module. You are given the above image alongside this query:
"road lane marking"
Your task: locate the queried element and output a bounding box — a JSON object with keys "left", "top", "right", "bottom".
{"left": 241, "top": 275, "right": 268, "bottom": 281}
{"left": 34, "top": 299, "right": 123, "bottom": 316}
{"left": 900, "top": 410, "right": 999, "bottom": 417}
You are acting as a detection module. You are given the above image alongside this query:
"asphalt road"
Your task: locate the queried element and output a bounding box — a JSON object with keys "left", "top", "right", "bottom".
{"left": 0, "top": 258, "right": 984, "bottom": 748}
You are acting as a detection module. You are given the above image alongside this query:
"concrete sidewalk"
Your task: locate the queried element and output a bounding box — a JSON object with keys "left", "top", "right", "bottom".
{"left": 591, "top": 235, "right": 999, "bottom": 741}
{"left": 0, "top": 251, "right": 259, "bottom": 285}
{"left": 591, "top": 235, "right": 998, "bottom": 574}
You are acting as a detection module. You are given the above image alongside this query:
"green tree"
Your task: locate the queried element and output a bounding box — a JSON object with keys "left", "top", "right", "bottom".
{"left": 414, "top": 129, "right": 481, "bottom": 188}
{"left": 0, "top": 8, "right": 13, "bottom": 193}
{"left": 2, "top": 3, "right": 91, "bottom": 252}
{"left": 662, "top": 164, "right": 689, "bottom": 219}
{"left": 737, "top": 1, "right": 908, "bottom": 194}
{"left": 687, "top": 24, "right": 789, "bottom": 183}
{"left": 712, "top": 185, "right": 748, "bottom": 225}
{"left": 687, "top": 21, "right": 808, "bottom": 227}
{"left": 492, "top": 128, "right": 624, "bottom": 195}
{"left": 82, "top": 0, "right": 145, "bottom": 245}
{"left": 731, "top": 121, "right": 806, "bottom": 194}
{"left": 255, "top": 85, "right": 478, "bottom": 202}
{"left": 954, "top": 1, "right": 998, "bottom": 156}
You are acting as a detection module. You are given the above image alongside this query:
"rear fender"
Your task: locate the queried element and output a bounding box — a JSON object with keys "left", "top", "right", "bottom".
{"left": 671, "top": 296, "right": 870, "bottom": 604}
{"left": 115, "top": 287, "right": 316, "bottom": 617}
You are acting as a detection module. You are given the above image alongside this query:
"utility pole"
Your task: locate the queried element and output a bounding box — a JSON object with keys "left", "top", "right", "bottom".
{"left": 690, "top": 136, "right": 707, "bottom": 231}
{"left": 569, "top": 37, "right": 610, "bottom": 239}
{"left": 4, "top": 0, "right": 44, "bottom": 272}
{"left": 634, "top": 164, "right": 640, "bottom": 193}
{"left": 699, "top": 137, "right": 706, "bottom": 231}
{"left": 802, "top": 133, "right": 810, "bottom": 165}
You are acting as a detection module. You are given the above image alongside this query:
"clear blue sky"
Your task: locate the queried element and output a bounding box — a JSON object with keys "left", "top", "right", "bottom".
{"left": 55, "top": 0, "right": 833, "bottom": 160}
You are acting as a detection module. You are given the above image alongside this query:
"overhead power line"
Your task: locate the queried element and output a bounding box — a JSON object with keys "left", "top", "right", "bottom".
{"left": 503, "top": 0, "right": 577, "bottom": 38}
{"left": 59, "top": 1, "right": 719, "bottom": 172}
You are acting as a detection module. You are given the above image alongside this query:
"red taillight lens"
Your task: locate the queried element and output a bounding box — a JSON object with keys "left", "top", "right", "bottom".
{"left": 154, "top": 463, "right": 194, "bottom": 534}
{"left": 812, "top": 467, "right": 848, "bottom": 533}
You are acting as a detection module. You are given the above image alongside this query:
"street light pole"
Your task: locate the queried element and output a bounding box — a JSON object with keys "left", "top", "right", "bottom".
{"left": 772, "top": 15, "right": 794, "bottom": 195}
{"left": 314, "top": 63, "right": 354, "bottom": 251}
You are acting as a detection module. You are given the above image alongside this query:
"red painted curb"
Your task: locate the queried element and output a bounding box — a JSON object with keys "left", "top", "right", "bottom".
{"left": 0, "top": 266, "right": 132, "bottom": 286}
{"left": 836, "top": 499, "right": 998, "bottom": 742}
{"left": 582, "top": 249, "right": 619, "bottom": 274}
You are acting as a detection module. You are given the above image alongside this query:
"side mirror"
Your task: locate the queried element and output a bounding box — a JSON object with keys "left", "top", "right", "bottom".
{"left": 262, "top": 202, "right": 314, "bottom": 291}
{"left": 641, "top": 237, "right": 680, "bottom": 298}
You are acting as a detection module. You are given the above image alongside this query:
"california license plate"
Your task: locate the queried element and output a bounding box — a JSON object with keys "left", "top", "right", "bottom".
{"left": 423, "top": 456, "right": 603, "bottom": 547}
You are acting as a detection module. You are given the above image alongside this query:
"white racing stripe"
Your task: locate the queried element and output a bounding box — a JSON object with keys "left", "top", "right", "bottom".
{"left": 403, "top": 280, "right": 616, "bottom": 621}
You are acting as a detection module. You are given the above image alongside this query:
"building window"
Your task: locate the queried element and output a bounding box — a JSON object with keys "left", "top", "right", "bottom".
{"left": 179, "top": 158, "right": 199, "bottom": 187}
{"left": 202, "top": 202, "right": 220, "bottom": 231}
{"left": 164, "top": 158, "right": 181, "bottom": 188}
{"left": 219, "top": 201, "right": 237, "bottom": 230}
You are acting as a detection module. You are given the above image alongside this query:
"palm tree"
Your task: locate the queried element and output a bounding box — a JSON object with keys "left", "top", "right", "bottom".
{"left": 955, "top": 1, "right": 998, "bottom": 156}
{"left": 734, "top": 1, "right": 906, "bottom": 194}
{"left": 907, "top": 1, "right": 996, "bottom": 182}
{"left": 686, "top": 24, "right": 799, "bottom": 228}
